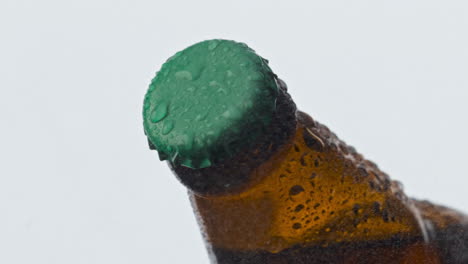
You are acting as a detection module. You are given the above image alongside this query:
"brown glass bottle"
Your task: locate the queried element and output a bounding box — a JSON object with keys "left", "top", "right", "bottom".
{"left": 143, "top": 40, "right": 468, "bottom": 264}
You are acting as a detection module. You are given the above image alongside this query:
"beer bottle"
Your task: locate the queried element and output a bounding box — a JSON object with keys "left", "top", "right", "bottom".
{"left": 143, "top": 39, "right": 468, "bottom": 263}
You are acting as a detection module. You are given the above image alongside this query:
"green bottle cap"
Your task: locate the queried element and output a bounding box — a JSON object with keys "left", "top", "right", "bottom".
{"left": 143, "top": 39, "right": 279, "bottom": 168}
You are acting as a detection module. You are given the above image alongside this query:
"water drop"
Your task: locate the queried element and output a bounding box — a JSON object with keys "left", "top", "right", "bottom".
{"left": 217, "top": 87, "right": 228, "bottom": 95}
{"left": 295, "top": 204, "right": 305, "bottom": 212}
{"left": 292, "top": 223, "right": 302, "bottom": 230}
{"left": 184, "top": 134, "right": 194, "bottom": 148}
{"left": 222, "top": 110, "right": 231, "bottom": 118}
{"left": 226, "top": 70, "right": 234, "bottom": 78}
{"left": 181, "top": 159, "right": 193, "bottom": 168}
{"left": 199, "top": 158, "right": 212, "bottom": 168}
{"left": 314, "top": 159, "right": 320, "bottom": 167}
{"left": 289, "top": 185, "right": 305, "bottom": 196}
{"left": 372, "top": 202, "right": 381, "bottom": 214}
{"left": 242, "top": 100, "right": 253, "bottom": 109}
{"left": 353, "top": 204, "right": 361, "bottom": 215}
{"left": 143, "top": 99, "right": 151, "bottom": 110}
{"left": 150, "top": 102, "right": 168, "bottom": 123}
{"left": 187, "top": 86, "right": 196, "bottom": 92}
{"left": 169, "top": 150, "right": 178, "bottom": 162}
{"left": 248, "top": 72, "right": 263, "bottom": 81}
{"left": 185, "top": 65, "right": 204, "bottom": 81}
{"left": 303, "top": 128, "right": 325, "bottom": 152}
{"left": 208, "top": 41, "right": 219, "bottom": 50}
{"left": 195, "top": 112, "right": 208, "bottom": 121}
{"left": 162, "top": 120, "right": 174, "bottom": 135}
{"left": 175, "top": 70, "right": 192, "bottom": 80}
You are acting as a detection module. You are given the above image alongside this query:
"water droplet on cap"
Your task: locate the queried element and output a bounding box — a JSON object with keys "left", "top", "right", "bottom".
{"left": 222, "top": 110, "right": 231, "bottom": 118}
{"left": 181, "top": 159, "right": 193, "bottom": 168}
{"left": 248, "top": 72, "right": 263, "bottom": 81}
{"left": 150, "top": 102, "right": 168, "bottom": 123}
{"left": 184, "top": 134, "right": 194, "bottom": 148}
{"left": 187, "top": 86, "right": 196, "bottom": 92}
{"left": 199, "top": 158, "right": 212, "bottom": 168}
{"left": 208, "top": 41, "right": 219, "bottom": 50}
{"left": 217, "top": 87, "right": 228, "bottom": 95}
{"left": 226, "top": 70, "right": 234, "bottom": 78}
{"left": 175, "top": 70, "right": 193, "bottom": 80}
{"left": 195, "top": 112, "right": 208, "bottom": 121}
{"left": 162, "top": 120, "right": 174, "bottom": 135}
{"left": 242, "top": 100, "right": 253, "bottom": 109}
{"left": 143, "top": 100, "right": 151, "bottom": 110}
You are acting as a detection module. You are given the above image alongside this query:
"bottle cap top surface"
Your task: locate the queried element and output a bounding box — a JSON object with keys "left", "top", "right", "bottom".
{"left": 143, "top": 39, "right": 278, "bottom": 168}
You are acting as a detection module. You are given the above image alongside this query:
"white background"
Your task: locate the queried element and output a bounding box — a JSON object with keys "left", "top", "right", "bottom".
{"left": 1, "top": 0, "right": 467, "bottom": 263}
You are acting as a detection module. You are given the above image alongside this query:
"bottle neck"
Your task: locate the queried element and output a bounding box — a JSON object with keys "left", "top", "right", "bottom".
{"left": 169, "top": 77, "right": 297, "bottom": 195}
{"left": 190, "top": 111, "right": 426, "bottom": 253}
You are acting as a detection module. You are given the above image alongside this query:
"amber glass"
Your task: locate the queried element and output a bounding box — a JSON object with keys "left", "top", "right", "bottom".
{"left": 182, "top": 111, "right": 468, "bottom": 264}
{"left": 163, "top": 80, "right": 468, "bottom": 264}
